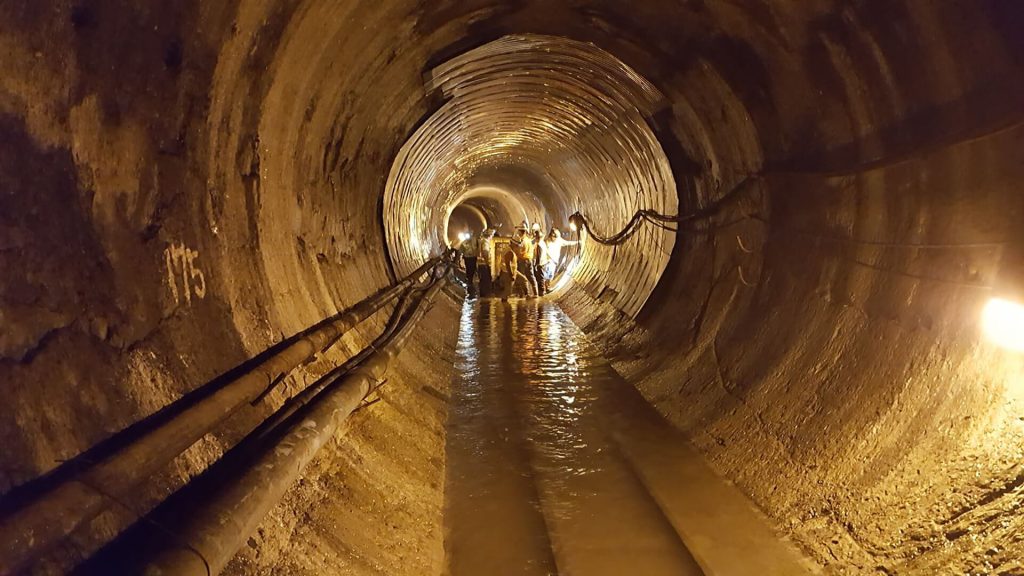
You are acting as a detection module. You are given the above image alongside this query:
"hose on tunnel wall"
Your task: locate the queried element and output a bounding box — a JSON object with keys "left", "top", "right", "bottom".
{"left": 137, "top": 257, "right": 455, "bottom": 576}
{"left": 572, "top": 107, "right": 1023, "bottom": 283}
{"left": 569, "top": 176, "right": 765, "bottom": 246}
{"left": 246, "top": 262, "right": 451, "bottom": 445}
{"left": 0, "top": 254, "right": 449, "bottom": 575}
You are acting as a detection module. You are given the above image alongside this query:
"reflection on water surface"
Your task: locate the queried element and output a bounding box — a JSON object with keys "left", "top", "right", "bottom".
{"left": 443, "top": 299, "right": 702, "bottom": 576}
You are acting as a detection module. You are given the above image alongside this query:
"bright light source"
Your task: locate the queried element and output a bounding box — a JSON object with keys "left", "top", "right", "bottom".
{"left": 569, "top": 222, "right": 578, "bottom": 232}
{"left": 532, "top": 223, "right": 541, "bottom": 232}
{"left": 458, "top": 232, "right": 470, "bottom": 242}
{"left": 983, "top": 298, "right": 1024, "bottom": 352}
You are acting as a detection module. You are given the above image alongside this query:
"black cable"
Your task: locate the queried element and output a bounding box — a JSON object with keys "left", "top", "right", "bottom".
{"left": 572, "top": 172, "right": 1008, "bottom": 251}
{"left": 571, "top": 176, "right": 764, "bottom": 246}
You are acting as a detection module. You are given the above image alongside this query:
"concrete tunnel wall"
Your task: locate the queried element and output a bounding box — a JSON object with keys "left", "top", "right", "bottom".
{"left": 1, "top": 1, "right": 1023, "bottom": 574}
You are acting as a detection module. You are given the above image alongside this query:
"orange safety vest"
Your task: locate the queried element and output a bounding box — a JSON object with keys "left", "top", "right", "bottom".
{"left": 511, "top": 237, "right": 534, "bottom": 261}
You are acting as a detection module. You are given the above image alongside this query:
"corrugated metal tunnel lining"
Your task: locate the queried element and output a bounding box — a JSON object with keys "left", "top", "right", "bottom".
{"left": 0, "top": 1, "right": 1023, "bottom": 574}
{"left": 385, "top": 35, "right": 677, "bottom": 317}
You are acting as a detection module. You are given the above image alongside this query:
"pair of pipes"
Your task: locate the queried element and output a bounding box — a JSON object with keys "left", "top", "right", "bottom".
{"left": 0, "top": 255, "right": 451, "bottom": 574}
{"left": 141, "top": 257, "right": 452, "bottom": 575}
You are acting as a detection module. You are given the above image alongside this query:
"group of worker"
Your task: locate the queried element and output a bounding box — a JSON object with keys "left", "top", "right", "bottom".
{"left": 457, "top": 221, "right": 578, "bottom": 299}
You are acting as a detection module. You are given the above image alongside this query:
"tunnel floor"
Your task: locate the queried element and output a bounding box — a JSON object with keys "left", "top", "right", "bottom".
{"left": 442, "top": 298, "right": 816, "bottom": 575}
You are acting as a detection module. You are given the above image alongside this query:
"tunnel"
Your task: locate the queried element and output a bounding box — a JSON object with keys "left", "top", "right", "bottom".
{"left": 1, "top": 1, "right": 1024, "bottom": 574}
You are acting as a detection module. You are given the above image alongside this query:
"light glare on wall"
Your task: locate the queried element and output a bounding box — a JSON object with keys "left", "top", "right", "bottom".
{"left": 983, "top": 298, "right": 1024, "bottom": 352}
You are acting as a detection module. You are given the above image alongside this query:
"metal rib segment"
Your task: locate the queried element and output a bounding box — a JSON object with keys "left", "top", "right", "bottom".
{"left": 384, "top": 34, "right": 677, "bottom": 317}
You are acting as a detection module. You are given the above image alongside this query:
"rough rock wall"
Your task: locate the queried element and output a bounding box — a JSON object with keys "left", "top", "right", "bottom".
{"left": 0, "top": 1, "right": 458, "bottom": 572}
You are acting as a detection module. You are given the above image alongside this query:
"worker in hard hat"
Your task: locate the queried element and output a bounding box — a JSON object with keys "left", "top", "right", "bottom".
{"left": 537, "top": 228, "right": 579, "bottom": 295}
{"left": 458, "top": 230, "right": 481, "bottom": 296}
{"left": 531, "top": 227, "right": 544, "bottom": 294}
{"left": 478, "top": 228, "right": 496, "bottom": 297}
{"left": 510, "top": 224, "right": 539, "bottom": 298}
{"left": 498, "top": 241, "right": 520, "bottom": 301}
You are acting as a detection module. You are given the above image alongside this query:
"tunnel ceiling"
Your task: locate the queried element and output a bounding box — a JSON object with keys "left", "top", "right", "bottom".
{"left": 384, "top": 34, "right": 678, "bottom": 317}
{"left": 2, "top": 0, "right": 1024, "bottom": 574}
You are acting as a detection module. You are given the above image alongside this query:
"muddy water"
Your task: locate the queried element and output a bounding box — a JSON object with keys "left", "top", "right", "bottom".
{"left": 443, "top": 299, "right": 703, "bottom": 576}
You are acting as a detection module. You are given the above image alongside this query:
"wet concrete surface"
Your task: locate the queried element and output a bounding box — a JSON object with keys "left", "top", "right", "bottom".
{"left": 444, "top": 298, "right": 813, "bottom": 575}
{"left": 444, "top": 297, "right": 699, "bottom": 575}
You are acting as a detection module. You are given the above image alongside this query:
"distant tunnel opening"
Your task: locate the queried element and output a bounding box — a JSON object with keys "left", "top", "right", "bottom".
{"left": 384, "top": 35, "right": 678, "bottom": 318}
{"left": 444, "top": 203, "right": 488, "bottom": 246}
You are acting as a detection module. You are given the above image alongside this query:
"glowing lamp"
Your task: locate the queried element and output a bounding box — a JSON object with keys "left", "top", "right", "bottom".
{"left": 568, "top": 211, "right": 584, "bottom": 233}
{"left": 458, "top": 232, "right": 470, "bottom": 242}
{"left": 532, "top": 222, "right": 541, "bottom": 232}
{"left": 984, "top": 241, "right": 1024, "bottom": 352}
{"left": 983, "top": 298, "right": 1024, "bottom": 352}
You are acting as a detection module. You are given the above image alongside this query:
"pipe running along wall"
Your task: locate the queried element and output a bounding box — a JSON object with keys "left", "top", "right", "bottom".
{"left": 142, "top": 259, "right": 453, "bottom": 576}
{"left": 1, "top": 1, "right": 1024, "bottom": 574}
{"left": 0, "top": 254, "right": 447, "bottom": 574}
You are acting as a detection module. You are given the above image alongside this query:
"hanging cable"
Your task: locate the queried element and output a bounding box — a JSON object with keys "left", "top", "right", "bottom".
{"left": 571, "top": 171, "right": 1010, "bottom": 251}
{"left": 569, "top": 175, "right": 764, "bottom": 246}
